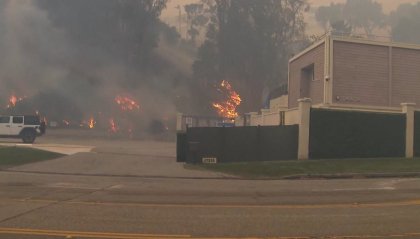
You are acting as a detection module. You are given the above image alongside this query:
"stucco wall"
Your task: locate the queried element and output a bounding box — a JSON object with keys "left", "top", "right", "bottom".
{"left": 263, "top": 112, "right": 281, "bottom": 126}
{"left": 289, "top": 44, "right": 325, "bottom": 108}
{"left": 285, "top": 109, "right": 300, "bottom": 125}
{"left": 270, "top": 95, "right": 288, "bottom": 112}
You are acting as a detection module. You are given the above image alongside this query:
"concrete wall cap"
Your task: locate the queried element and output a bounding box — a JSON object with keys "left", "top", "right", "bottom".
{"left": 298, "top": 98, "right": 312, "bottom": 103}
{"left": 401, "top": 103, "right": 416, "bottom": 107}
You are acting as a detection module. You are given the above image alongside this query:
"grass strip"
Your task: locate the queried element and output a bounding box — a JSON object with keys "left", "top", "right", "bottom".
{"left": 189, "top": 158, "right": 420, "bottom": 179}
{"left": 0, "top": 146, "right": 64, "bottom": 168}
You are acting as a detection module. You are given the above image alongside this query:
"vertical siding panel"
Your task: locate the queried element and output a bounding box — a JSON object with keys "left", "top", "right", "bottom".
{"left": 333, "top": 41, "right": 389, "bottom": 106}
{"left": 392, "top": 47, "right": 420, "bottom": 106}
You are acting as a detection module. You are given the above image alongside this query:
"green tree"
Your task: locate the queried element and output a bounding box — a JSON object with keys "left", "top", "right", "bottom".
{"left": 390, "top": 3, "right": 420, "bottom": 44}
{"left": 315, "top": 3, "right": 344, "bottom": 31}
{"left": 331, "top": 20, "right": 352, "bottom": 36}
{"left": 315, "top": 0, "right": 385, "bottom": 37}
{"left": 343, "top": 0, "right": 385, "bottom": 37}
{"left": 193, "top": 0, "right": 308, "bottom": 112}
{"left": 184, "top": 3, "right": 208, "bottom": 45}
{"left": 36, "top": 0, "right": 167, "bottom": 65}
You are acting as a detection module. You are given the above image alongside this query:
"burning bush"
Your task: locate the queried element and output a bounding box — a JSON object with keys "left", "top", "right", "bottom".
{"left": 212, "top": 80, "right": 242, "bottom": 119}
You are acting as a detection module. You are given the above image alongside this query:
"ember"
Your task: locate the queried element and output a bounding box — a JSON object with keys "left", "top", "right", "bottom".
{"left": 115, "top": 95, "right": 140, "bottom": 111}
{"left": 6, "top": 94, "right": 24, "bottom": 108}
{"left": 88, "top": 116, "right": 96, "bottom": 129}
{"left": 109, "top": 118, "right": 118, "bottom": 133}
{"left": 212, "top": 80, "right": 242, "bottom": 119}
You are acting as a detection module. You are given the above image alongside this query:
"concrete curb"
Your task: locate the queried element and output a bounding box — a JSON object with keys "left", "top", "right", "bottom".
{"left": 281, "top": 172, "right": 420, "bottom": 180}
{"left": 2, "top": 169, "right": 420, "bottom": 181}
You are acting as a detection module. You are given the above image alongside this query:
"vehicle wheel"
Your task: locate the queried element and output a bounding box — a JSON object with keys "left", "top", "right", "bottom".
{"left": 21, "top": 130, "right": 36, "bottom": 144}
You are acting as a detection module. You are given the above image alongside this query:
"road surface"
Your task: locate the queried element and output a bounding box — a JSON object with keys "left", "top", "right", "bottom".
{"left": 0, "top": 131, "right": 419, "bottom": 238}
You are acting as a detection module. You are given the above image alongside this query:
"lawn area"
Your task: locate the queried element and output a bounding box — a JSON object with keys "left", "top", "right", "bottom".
{"left": 0, "top": 146, "right": 64, "bottom": 169}
{"left": 189, "top": 158, "right": 420, "bottom": 179}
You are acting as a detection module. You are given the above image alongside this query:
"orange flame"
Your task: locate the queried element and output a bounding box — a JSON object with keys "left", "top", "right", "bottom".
{"left": 212, "top": 80, "right": 242, "bottom": 119}
{"left": 88, "top": 116, "right": 96, "bottom": 129}
{"left": 6, "top": 94, "right": 24, "bottom": 108}
{"left": 115, "top": 95, "right": 140, "bottom": 111}
{"left": 109, "top": 118, "right": 118, "bottom": 133}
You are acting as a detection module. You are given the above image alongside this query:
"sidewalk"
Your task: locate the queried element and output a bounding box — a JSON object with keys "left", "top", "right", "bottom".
{"left": 0, "top": 143, "right": 93, "bottom": 155}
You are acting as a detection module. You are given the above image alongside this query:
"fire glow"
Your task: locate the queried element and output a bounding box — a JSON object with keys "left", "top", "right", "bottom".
{"left": 115, "top": 95, "right": 140, "bottom": 111}
{"left": 212, "top": 80, "right": 242, "bottom": 119}
{"left": 6, "top": 94, "right": 24, "bottom": 108}
{"left": 109, "top": 118, "right": 118, "bottom": 133}
{"left": 88, "top": 117, "right": 96, "bottom": 129}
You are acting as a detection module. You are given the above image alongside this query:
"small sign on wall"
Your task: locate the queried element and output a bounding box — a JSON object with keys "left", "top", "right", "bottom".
{"left": 202, "top": 157, "right": 217, "bottom": 164}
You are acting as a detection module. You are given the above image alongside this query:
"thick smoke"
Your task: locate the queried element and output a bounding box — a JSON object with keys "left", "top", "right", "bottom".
{"left": 0, "top": 1, "right": 190, "bottom": 137}
{"left": 0, "top": 1, "right": 70, "bottom": 97}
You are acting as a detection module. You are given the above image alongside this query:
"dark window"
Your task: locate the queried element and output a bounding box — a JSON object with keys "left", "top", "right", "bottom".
{"left": 0, "top": 117, "right": 10, "bottom": 124}
{"left": 13, "top": 116, "right": 23, "bottom": 124}
{"left": 24, "top": 116, "right": 40, "bottom": 125}
{"left": 300, "top": 64, "right": 314, "bottom": 98}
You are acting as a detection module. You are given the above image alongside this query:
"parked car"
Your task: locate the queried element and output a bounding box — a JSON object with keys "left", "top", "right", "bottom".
{"left": 0, "top": 115, "right": 46, "bottom": 143}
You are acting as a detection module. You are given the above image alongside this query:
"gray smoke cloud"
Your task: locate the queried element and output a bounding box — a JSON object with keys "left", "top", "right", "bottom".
{"left": 0, "top": 0, "right": 69, "bottom": 95}
{"left": 0, "top": 0, "right": 191, "bottom": 135}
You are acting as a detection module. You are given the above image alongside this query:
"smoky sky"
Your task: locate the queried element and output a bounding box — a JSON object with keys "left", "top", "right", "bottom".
{"left": 0, "top": 0, "right": 185, "bottom": 126}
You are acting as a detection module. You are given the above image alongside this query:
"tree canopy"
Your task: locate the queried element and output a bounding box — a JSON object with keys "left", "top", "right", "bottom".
{"left": 193, "top": 0, "right": 309, "bottom": 112}
{"left": 390, "top": 2, "right": 420, "bottom": 44}
{"left": 315, "top": 0, "right": 385, "bottom": 37}
{"left": 36, "top": 0, "right": 168, "bottom": 66}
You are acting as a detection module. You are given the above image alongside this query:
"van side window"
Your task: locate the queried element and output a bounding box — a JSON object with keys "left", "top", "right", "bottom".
{"left": 13, "top": 117, "right": 23, "bottom": 124}
{"left": 0, "top": 117, "right": 10, "bottom": 123}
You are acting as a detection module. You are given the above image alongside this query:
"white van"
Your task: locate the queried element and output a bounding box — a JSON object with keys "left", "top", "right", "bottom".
{"left": 0, "top": 115, "right": 46, "bottom": 143}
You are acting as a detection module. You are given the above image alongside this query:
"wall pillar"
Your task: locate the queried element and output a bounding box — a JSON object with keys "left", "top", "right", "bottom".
{"left": 176, "top": 113, "right": 183, "bottom": 132}
{"left": 402, "top": 103, "right": 416, "bottom": 158}
{"left": 298, "top": 98, "right": 312, "bottom": 160}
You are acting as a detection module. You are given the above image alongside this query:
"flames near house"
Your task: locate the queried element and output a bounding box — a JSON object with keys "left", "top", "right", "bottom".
{"left": 6, "top": 94, "right": 25, "bottom": 109}
{"left": 1, "top": 91, "right": 165, "bottom": 138}
{"left": 212, "top": 80, "right": 242, "bottom": 119}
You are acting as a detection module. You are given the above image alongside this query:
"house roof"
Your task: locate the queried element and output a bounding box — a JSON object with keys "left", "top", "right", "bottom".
{"left": 289, "top": 33, "right": 420, "bottom": 63}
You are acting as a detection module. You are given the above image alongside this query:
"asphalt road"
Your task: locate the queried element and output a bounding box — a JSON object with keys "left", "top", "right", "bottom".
{"left": 0, "top": 130, "right": 420, "bottom": 238}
